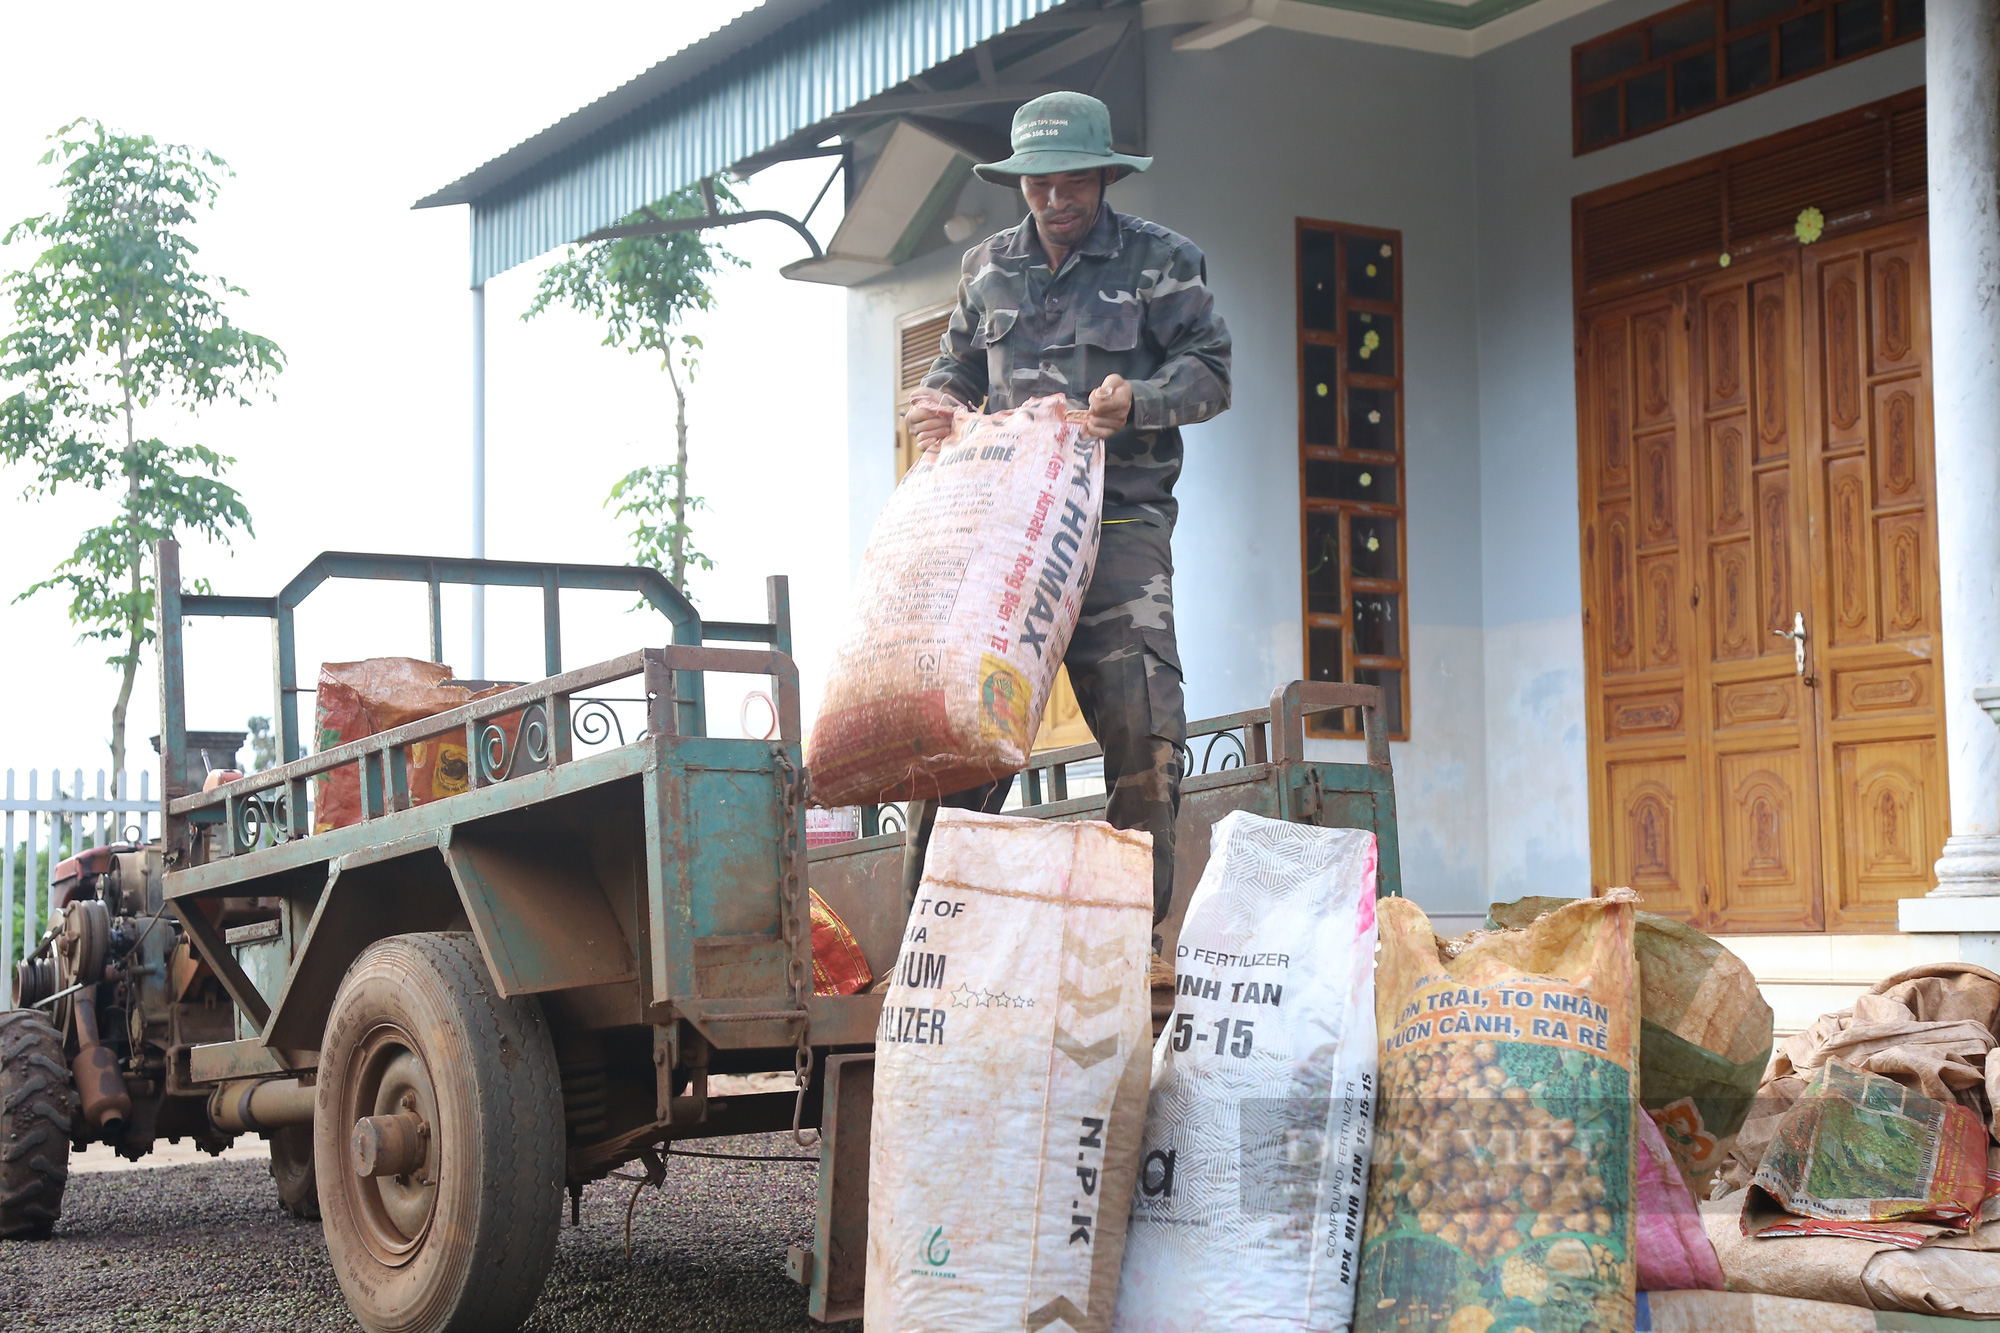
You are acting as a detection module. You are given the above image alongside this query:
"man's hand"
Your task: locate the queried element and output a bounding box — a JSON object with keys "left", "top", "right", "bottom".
{"left": 905, "top": 387, "right": 959, "bottom": 450}
{"left": 1085, "top": 374, "right": 1133, "bottom": 438}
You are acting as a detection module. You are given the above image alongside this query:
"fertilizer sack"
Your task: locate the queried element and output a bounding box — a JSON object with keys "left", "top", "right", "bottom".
{"left": 1490, "top": 896, "right": 1772, "bottom": 1198}
{"left": 1358, "top": 894, "right": 1642, "bottom": 1333}
{"left": 1113, "top": 812, "right": 1381, "bottom": 1333}
{"left": 808, "top": 396, "right": 1102, "bottom": 807}
{"left": 1743, "top": 1061, "right": 1990, "bottom": 1247}
{"left": 313, "top": 657, "right": 520, "bottom": 832}
{"left": 866, "top": 809, "right": 1153, "bottom": 1333}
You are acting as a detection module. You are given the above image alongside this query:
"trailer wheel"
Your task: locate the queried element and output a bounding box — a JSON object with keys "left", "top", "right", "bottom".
{"left": 268, "top": 1123, "right": 320, "bottom": 1220}
{"left": 316, "top": 933, "right": 562, "bottom": 1333}
{"left": 0, "top": 1009, "right": 76, "bottom": 1241}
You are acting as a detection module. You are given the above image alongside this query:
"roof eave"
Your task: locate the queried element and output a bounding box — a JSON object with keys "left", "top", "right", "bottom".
{"left": 412, "top": 0, "right": 834, "bottom": 211}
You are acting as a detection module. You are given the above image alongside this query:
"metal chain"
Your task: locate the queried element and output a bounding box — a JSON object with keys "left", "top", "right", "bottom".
{"left": 772, "top": 744, "right": 819, "bottom": 1148}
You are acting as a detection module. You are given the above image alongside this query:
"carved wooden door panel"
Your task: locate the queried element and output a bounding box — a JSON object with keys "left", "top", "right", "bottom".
{"left": 1799, "top": 218, "right": 1950, "bottom": 930}
{"left": 1578, "top": 290, "right": 1704, "bottom": 921}
{"left": 1687, "top": 257, "right": 1826, "bottom": 931}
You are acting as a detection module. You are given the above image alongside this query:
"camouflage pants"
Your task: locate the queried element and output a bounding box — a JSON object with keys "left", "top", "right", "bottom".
{"left": 902, "top": 518, "right": 1186, "bottom": 924}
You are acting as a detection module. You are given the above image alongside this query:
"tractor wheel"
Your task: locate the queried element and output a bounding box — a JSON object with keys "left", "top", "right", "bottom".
{"left": 0, "top": 1008, "right": 76, "bottom": 1240}
{"left": 315, "top": 933, "right": 562, "bottom": 1333}
{"left": 269, "top": 1122, "right": 320, "bottom": 1220}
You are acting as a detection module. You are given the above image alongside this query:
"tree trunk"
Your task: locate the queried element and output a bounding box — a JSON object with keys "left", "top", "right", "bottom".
{"left": 109, "top": 340, "right": 141, "bottom": 792}
{"left": 665, "top": 353, "right": 689, "bottom": 593}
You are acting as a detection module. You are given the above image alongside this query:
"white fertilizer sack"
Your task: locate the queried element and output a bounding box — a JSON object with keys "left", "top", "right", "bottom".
{"left": 866, "top": 809, "right": 1153, "bottom": 1333}
{"left": 1113, "top": 812, "right": 1380, "bottom": 1332}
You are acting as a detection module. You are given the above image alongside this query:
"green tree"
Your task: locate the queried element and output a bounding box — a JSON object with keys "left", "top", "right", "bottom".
{"left": 524, "top": 182, "right": 742, "bottom": 595}
{"left": 245, "top": 715, "right": 277, "bottom": 771}
{"left": 607, "top": 464, "right": 713, "bottom": 597}
{"left": 0, "top": 121, "right": 283, "bottom": 782}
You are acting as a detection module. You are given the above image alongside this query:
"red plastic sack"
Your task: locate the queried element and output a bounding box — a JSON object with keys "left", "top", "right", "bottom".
{"left": 313, "top": 657, "right": 520, "bottom": 832}
{"left": 809, "top": 889, "right": 872, "bottom": 997}
{"left": 1636, "top": 1100, "right": 1725, "bottom": 1291}
{"left": 808, "top": 397, "right": 1101, "bottom": 807}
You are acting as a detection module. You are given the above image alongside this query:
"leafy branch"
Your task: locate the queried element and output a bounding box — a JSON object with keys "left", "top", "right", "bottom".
{"left": 0, "top": 119, "right": 282, "bottom": 778}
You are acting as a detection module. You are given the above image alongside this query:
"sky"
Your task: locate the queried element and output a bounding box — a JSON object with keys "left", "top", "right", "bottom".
{"left": 0, "top": 0, "right": 853, "bottom": 788}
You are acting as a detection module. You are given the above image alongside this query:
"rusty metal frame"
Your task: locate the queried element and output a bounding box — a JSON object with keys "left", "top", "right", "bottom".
{"left": 800, "top": 1052, "right": 872, "bottom": 1321}
{"left": 154, "top": 540, "right": 834, "bottom": 1054}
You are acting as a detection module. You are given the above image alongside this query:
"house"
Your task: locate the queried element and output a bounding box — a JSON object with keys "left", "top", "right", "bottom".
{"left": 417, "top": 0, "right": 2000, "bottom": 1026}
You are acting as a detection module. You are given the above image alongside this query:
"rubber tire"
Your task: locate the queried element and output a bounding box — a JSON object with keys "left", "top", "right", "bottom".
{"left": 269, "top": 1122, "right": 320, "bottom": 1220}
{"left": 0, "top": 1009, "right": 76, "bottom": 1240}
{"left": 315, "top": 933, "right": 563, "bottom": 1333}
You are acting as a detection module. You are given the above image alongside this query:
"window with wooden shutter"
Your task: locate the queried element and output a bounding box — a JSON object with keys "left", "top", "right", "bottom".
{"left": 893, "top": 303, "right": 954, "bottom": 481}
{"left": 1297, "top": 219, "right": 1410, "bottom": 741}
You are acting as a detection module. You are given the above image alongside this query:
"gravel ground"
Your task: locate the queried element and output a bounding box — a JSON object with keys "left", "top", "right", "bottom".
{"left": 0, "top": 1134, "right": 854, "bottom": 1332}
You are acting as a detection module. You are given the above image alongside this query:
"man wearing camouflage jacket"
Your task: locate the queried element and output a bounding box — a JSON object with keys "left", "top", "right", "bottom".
{"left": 903, "top": 91, "right": 1232, "bottom": 930}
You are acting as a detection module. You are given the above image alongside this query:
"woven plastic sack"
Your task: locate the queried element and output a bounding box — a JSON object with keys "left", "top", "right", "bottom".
{"left": 866, "top": 810, "right": 1152, "bottom": 1332}
{"left": 312, "top": 658, "right": 519, "bottom": 832}
{"left": 1634, "top": 1102, "right": 1724, "bottom": 1291}
{"left": 808, "top": 396, "right": 1102, "bottom": 807}
{"left": 1358, "top": 893, "right": 1642, "bottom": 1333}
{"left": 1491, "top": 896, "right": 1772, "bottom": 1198}
{"left": 807, "top": 889, "right": 871, "bottom": 997}
{"left": 1743, "top": 1061, "right": 1989, "bottom": 1247}
{"left": 1112, "top": 813, "right": 1380, "bottom": 1332}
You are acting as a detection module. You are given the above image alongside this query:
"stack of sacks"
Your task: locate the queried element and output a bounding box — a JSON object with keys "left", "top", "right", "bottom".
{"left": 1636, "top": 1289, "right": 2000, "bottom": 1330}
{"left": 1708, "top": 963, "right": 2000, "bottom": 1320}
{"left": 1721, "top": 963, "right": 2000, "bottom": 1191}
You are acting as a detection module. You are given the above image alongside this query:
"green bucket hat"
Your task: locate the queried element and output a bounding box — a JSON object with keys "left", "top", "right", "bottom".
{"left": 973, "top": 91, "right": 1153, "bottom": 184}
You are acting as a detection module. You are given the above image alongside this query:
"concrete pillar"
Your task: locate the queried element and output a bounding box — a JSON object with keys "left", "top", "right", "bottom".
{"left": 1926, "top": 0, "right": 2000, "bottom": 898}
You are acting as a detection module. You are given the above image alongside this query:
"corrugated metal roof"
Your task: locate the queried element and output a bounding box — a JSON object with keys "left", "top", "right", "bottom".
{"left": 421, "top": 0, "right": 1068, "bottom": 287}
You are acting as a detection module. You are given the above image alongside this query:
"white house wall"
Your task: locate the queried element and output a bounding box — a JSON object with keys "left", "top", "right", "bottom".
{"left": 848, "top": 28, "right": 1492, "bottom": 917}
{"left": 1117, "top": 26, "right": 1490, "bottom": 916}
{"left": 1471, "top": 0, "right": 1924, "bottom": 903}
{"left": 840, "top": 10, "right": 1926, "bottom": 917}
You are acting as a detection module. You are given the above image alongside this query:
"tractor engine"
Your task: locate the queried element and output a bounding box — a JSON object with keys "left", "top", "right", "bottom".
{"left": 13, "top": 844, "right": 239, "bottom": 1158}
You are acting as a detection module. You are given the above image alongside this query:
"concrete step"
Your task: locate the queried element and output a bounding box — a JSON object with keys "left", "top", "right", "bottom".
{"left": 1720, "top": 932, "right": 1972, "bottom": 1038}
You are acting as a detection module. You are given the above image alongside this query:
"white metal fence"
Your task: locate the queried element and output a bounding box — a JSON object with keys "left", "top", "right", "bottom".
{"left": 4, "top": 768, "right": 160, "bottom": 1007}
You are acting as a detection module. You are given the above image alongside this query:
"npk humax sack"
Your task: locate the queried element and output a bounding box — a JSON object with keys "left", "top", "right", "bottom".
{"left": 866, "top": 810, "right": 1153, "bottom": 1333}
{"left": 808, "top": 396, "right": 1102, "bottom": 808}
{"left": 1358, "top": 894, "right": 1641, "bottom": 1333}
{"left": 1113, "top": 813, "right": 1381, "bottom": 1332}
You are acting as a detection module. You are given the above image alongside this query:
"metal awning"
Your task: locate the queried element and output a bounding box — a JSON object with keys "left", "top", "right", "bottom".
{"left": 415, "top": 0, "right": 1147, "bottom": 287}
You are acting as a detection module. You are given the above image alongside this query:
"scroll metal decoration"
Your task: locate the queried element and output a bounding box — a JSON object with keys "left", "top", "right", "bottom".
{"left": 232, "top": 789, "right": 292, "bottom": 852}
{"left": 1200, "top": 730, "right": 1248, "bottom": 774}
{"left": 572, "top": 698, "right": 628, "bottom": 749}
{"left": 478, "top": 703, "right": 552, "bottom": 783}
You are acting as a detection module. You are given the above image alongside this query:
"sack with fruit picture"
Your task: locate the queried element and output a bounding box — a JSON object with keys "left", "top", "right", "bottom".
{"left": 1356, "top": 893, "right": 1641, "bottom": 1333}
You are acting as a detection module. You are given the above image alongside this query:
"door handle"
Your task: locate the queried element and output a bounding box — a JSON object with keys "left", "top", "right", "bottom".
{"left": 1773, "top": 611, "right": 1811, "bottom": 682}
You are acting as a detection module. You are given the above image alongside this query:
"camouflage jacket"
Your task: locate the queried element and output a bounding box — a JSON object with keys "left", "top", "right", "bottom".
{"left": 921, "top": 206, "right": 1232, "bottom": 527}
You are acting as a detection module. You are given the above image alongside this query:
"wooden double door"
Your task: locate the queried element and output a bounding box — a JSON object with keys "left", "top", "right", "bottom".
{"left": 1578, "top": 215, "right": 1948, "bottom": 932}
